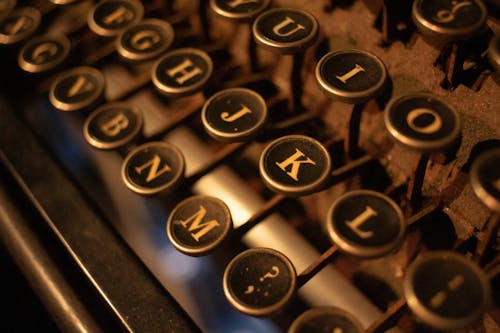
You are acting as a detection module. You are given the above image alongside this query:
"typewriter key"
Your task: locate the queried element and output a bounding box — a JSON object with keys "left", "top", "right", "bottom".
{"left": 403, "top": 251, "right": 491, "bottom": 331}
{"left": 83, "top": 102, "right": 143, "bottom": 150}
{"left": 201, "top": 88, "right": 267, "bottom": 142}
{"left": 412, "top": 0, "right": 487, "bottom": 42}
{"left": 470, "top": 149, "right": 500, "bottom": 213}
{"left": 49, "top": 66, "right": 105, "bottom": 112}
{"left": 210, "top": 0, "right": 270, "bottom": 23}
{"left": 315, "top": 49, "right": 388, "bottom": 105}
{"left": 0, "top": 0, "right": 16, "bottom": 23}
{"left": 167, "top": 195, "right": 232, "bottom": 256}
{"left": 116, "top": 19, "right": 174, "bottom": 62}
{"left": 253, "top": 8, "right": 318, "bottom": 111}
{"left": 121, "top": 141, "right": 185, "bottom": 195}
{"left": 253, "top": 8, "right": 318, "bottom": 54}
{"left": 18, "top": 34, "right": 71, "bottom": 73}
{"left": 384, "top": 93, "right": 461, "bottom": 152}
{"left": 316, "top": 49, "right": 388, "bottom": 157}
{"left": 152, "top": 48, "right": 213, "bottom": 97}
{"left": 385, "top": 93, "right": 461, "bottom": 204}
{"left": 223, "top": 247, "right": 296, "bottom": 316}
{"left": 0, "top": 7, "right": 41, "bottom": 45}
{"left": 289, "top": 306, "right": 364, "bottom": 333}
{"left": 326, "top": 190, "right": 406, "bottom": 258}
{"left": 488, "top": 34, "right": 500, "bottom": 73}
{"left": 260, "top": 135, "right": 332, "bottom": 196}
{"left": 88, "top": 0, "right": 144, "bottom": 37}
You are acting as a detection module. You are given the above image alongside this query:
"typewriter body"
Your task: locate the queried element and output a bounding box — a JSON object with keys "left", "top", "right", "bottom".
{"left": 0, "top": 0, "right": 499, "bottom": 332}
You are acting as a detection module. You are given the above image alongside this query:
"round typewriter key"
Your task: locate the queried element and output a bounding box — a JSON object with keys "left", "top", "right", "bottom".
{"left": 210, "top": 0, "right": 270, "bottom": 22}
{"left": 49, "top": 66, "right": 105, "bottom": 112}
{"left": 326, "top": 190, "right": 405, "bottom": 258}
{"left": 488, "top": 34, "right": 500, "bottom": 73}
{"left": 253, "top": 8, "right": 318, "bottom": 54}
{"left": 403, "top": 251, "right": 491, "bottom": 331}
{"left": 0, "top": 0, "right": 16, "bottom": 23}
{"left": 122, "top": 141, "right": 185, "bottom": 195}
{"left": 116, "top": 19, "right": 174, "bottom": 62}
{"left": 315, "top": 49, "right": 388, "bottom": 104}
{"left": 167, "top": 195, "right": 232, "bottom": 256}
{"left": 88, "top": 0, "right": 144, "bottom": 37}
{"left": 223, "top": 247, "right": 296, "bottom": 316}
{"left": 412, "top": 0, "right": 487, "bottom": 41}
{"left": 0, "top": 7, "right": 41, "bottom": 45}
{"left": 152, "top": 48, "right": 213, "bottom": 97}
{"left": 18, "top": 34, "right": 71, "bottom": 73}
{"left": 83, "top": 102, "right": 143, "bottom": 150}
{"left": 470, "top": 149, "right": 500, "bottom": 213}
{"left": 289, "top": 306, "right": 364, "bottom": 333}
{"left": 202, "top": 88, "right": 267, "bottom": 142}
{"left": 259, "top": 135, "right": 332, "bottom": 196}
{"left": 384, "top": 93, "right": 461, "bottom": 152}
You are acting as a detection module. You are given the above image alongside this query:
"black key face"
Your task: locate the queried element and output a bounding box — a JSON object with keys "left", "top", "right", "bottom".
{"left": 470, "top": 149, "right": 500, "bottom": 213}
{"left": 210, "top": 0, "right": 270, "bottom": 22}
{"left": 384, "top": 93, "right": 461, "bottom": 152}
{"left": 289, "top": 307, "right": 364, "bottom": 333}
{"left": 259, "top": 135, "right": 332, "bottom": 196}
{"left": 202, "top": 88, "right": 267, "bottom": 142}
{"left": 412, "top": 0, "right": 487, "bottom": 41}
{"left": 117, "top": 19, "right": 174, "bottom": 62}
{"left": 327, "top": 190, "right": 405, "bottom": 258}
{"left": 84, "top": 102, "right": 143, "bottom": 150}
{"left": 18, "top": 35, "right": 71, "bottom": 73}
{"left": 316, "top": 49, "right": 387, "bottom": 104}
{"left": 252, "top": 8, "right": 318, "bottom": 54}
{"left": 488, "top": 35, "right": 500, "bottom": 72}
{"left": 88, "top": 0, "right": 144, "bottom": 37}
{"left": 404, "top": 251, "right": 491, "bottom": 331}
{"left": 122, "top": 141, "right": 185, "bottom": 195}
{"left": 167, "top": 195, "right": 232, "bottom": 256}
{"left": 0, "top": 7, "right": 41, "bottom": 45}
{"left": 0, "top": 0, "right": 16, "bottom": 22}
{"left": 152, "top": 48, "right": 213, "bottom": 97}
{"left": 223, "top": 248, "right": 296, "bottom": 316}
{"left": 49, "top": 67, "right": 105, "bottom": 112}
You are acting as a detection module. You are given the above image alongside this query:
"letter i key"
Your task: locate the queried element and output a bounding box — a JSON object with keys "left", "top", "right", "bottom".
{"left": 315, "top": 49, "right": 389, "bottom": 159}
{"left": 252, "top": 8, "right": 319, "bottom": 112}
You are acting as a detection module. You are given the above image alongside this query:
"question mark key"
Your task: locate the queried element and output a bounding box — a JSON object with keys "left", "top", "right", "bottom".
{"left": 223, "top": 247, "right": 297, "bottom": 316}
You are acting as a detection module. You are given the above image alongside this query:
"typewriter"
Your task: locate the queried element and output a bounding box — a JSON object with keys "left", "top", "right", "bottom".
{"left": 0, "top": 0, "right": 499, "bottom": 332}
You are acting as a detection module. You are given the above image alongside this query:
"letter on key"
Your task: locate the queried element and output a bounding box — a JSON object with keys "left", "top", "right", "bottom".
{"left": 406, "top": 108, "right": 443, "bottom": 134}
{"left": 167, "top": 58, "right": 203, "bottom": 85}
{"left": 346, "top": 206, "right": 377, "bottom": 239}
{"left": 100, "top": 113, "right": 130, "bottom": 137}
{"left": 221, "top": 104, "right": 253, "bottom": 122}
{"left": 134, "top": 155, "right": 171, "bottom": 183}
{"left": 275, "top": 148, "right": 316, "bottom": 181}
{"left": 336, "top": 64, "right": 366, "bottom": 84}
{"left": 131, "top": 30, "right": 160, "bottom": 50}
{"left": 177, "top": 205, "right": 221, "bottom": 242}
{"left": 272, "top": 17, "right": 305, "bottom": 37}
